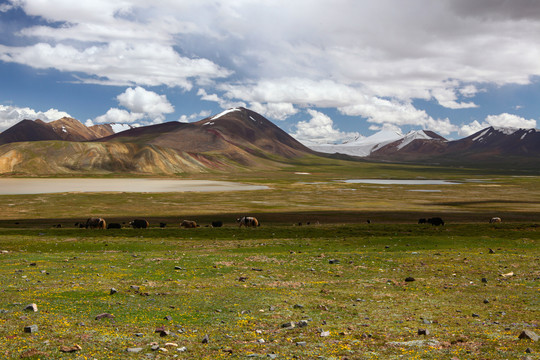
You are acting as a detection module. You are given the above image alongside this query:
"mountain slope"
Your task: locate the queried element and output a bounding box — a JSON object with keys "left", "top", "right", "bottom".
{"left": 0, "top": 117, "right": 120, "bottom": 145}
{"left": 0, "top": 107, "right": 317, "bottom": 175}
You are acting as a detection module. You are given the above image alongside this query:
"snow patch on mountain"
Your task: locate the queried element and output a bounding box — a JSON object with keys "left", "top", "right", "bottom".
{"left": 110, "top": 123, "right": 132, "bottom": 133}
{"left": 211, "top": 108, "right": 241, "bottom": 120}
{"left": 397, "top": 130, "right": 435, "bottom": 150}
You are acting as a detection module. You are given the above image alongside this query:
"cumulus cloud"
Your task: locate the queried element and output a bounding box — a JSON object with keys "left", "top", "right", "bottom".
{"left": 291, "top": 109, "right": 360, "bottom": 144}
{"left": 94, "top": 87, "right": 174, "bottom": 124}
{"left": 3, "top": 0, "right": 540, "bottom": 137}
{"left": 178, "top": 110, "right": 212, "bottom": 123}
{"left": 459, "top": 113, "right": 537, "bottom": 136}
{"left": 94, "top": 108, "right": 144, "bottom": 124}
{"left": 0, "top": 104, "right": 71, "bottom": 131}
{"left": 117, "top": 87, "right": 174, "bottom": 121}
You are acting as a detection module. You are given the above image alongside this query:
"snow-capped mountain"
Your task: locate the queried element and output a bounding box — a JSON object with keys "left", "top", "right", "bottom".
{"left": 301, "top": 129, "right": 447, "bottom": 158}
{"left": 300, "top": 129, "right": 404, "bottom": 157}
{"left": 368, "top": 126, "right": 540, "bottom": 168}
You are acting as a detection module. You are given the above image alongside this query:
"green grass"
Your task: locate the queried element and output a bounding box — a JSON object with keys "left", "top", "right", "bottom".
{"left": 1, "top": 164, "right": 539, "bottom": 359}
{"left": 0, "top": 224, "right": 538, "bottom": 359}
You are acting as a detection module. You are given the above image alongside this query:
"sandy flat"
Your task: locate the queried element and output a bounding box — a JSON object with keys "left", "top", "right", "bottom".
{"left": 0, "top": 178, "right": 268, "bottom": 195}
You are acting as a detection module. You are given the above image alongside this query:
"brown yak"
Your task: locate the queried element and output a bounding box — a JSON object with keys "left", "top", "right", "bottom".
{"left": 85, "top": 217, "right": 106, "bottom": 229}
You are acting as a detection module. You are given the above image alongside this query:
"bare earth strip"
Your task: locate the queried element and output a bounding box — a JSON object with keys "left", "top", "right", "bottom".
{"left": 0, "top": 178, "right": 268, "bottom": 195}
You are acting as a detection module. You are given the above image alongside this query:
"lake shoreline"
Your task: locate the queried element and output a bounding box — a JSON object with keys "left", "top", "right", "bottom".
{"left": 0, "top": 178, "right": 268, "bottom": 195}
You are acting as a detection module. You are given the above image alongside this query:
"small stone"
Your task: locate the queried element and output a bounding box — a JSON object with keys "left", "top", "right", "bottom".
{"left": 293, "top": 304, "right": 304, "bottom": 309}
{"left": 164, "top": 315, "right": 173, "bottom": 321}
{"left": 95, "top": 313, "right": 115, "bottom": 320}
{"left": 483, "top": 299, "right": 490, "bottom": 304}
{"left": 24, "top": 325, "right": 38, "bottom": 333}
{"left": 405, "top": 277, "right": 415, "bottom": 282}
{"left": 130, "top": 285, "right": 140, "bottom": 291}
{"left": 488, "top": 248, "right": 495, "bottom": 254}
{"left": 154, "top": 326, "right": 169, "bottom": 337}
{"left": 281, "top": 322, "right": 295, "bottom": 329}
{"left": 238, "top": 276, "right": 248, "bottom": 282}
{"left": 110, "top": 288, "right": 117, "bottom": 295}
{"left": 295, "top": 341, "right": 307, "bottom": 346}
{"left": 23, "top": 303, "right": 38, "bottom": 312}
{"left": 519, "top": 330, "right": 539, "bottom": 342}
{"left": 472, "top": 313, "right": 480, "bottom": 318}
{"left": 267, "top": 354, "right": 278, "bottom": 359}
{"left": 481, "top": 277, "right": 488, "bottom": 283}
{"left": 296, "top": 320, "right": 309, "bottom": 328}
{"left": 135, "top": 333, "right": 144, "bottom": 337}
{"left": 151, "top": 345, "right": 160, "bottom": 351}
{"left": 257, "top": 338, "right": 265, "bottom": 343}
{"left": 418, "top": 329, "right": 430, "bottom": 336}
{"left": 328, "top": 259, "right": 340, "bottom": 264}
{"left": 177, "top": 346, "right": 187, "bottom": 352}
{"left": 127, "top": 347, "right": 143, "bottom": 353}
{"left": 164, "top": 342, "right": 178, "bottom": 347}
{"left": 320, "top": 331, "right": 330, "bottom": 337}
{"left": 202, "top": 334, "right": 210, "bottom": 344}
{"left": 526, "top": 348, "right": 532, "bottom": 353}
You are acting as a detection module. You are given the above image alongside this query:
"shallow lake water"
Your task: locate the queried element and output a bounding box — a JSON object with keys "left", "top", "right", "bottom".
{"left": 0, "top": 178, "right": 268, "bottom": 195}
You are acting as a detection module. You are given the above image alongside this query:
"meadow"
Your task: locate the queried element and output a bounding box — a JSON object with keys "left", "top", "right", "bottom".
{"left": 0, "top": 160, "right": 539, "bottom": 359}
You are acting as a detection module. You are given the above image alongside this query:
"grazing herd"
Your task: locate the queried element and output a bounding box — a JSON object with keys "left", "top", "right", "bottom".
{"left": 76, "top": 216, "right": 260, "bottom": 229}
{"left": 72, "top": 215, "right": 503, "bottom": 229}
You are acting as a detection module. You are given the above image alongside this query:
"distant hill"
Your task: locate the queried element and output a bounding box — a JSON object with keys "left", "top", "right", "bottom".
{"left": 0, "top": 117, "right": 131, "bottom": 145}
{"left": 0, "top": 108, "right": 316, "bottom": 175}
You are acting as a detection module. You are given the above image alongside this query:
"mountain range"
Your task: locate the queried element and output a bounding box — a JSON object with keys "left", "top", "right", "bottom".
{"left": 0, "top": 108, "right": 315, "bottom": 175}
{"left": 307, "top": 126, "right": 540, "bottom": 169}
{"left": 0, "top": 107, "right": 538, "bottom": 174}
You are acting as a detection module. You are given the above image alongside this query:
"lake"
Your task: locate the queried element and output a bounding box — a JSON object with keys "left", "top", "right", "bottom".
{"left": 0, "top": 178, "right": 268, "bottom": 195}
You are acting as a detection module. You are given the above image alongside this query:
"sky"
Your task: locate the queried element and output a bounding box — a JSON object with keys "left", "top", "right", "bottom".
{"left": 1, "top": 0, "right": 539, "bottom": 144}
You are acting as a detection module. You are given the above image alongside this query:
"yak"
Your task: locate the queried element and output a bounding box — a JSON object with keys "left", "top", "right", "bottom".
{"left": 130, "top": 219, "right": 149, "bottom": 229}
{"left": 211, "top": 221, "right": 223, "bottom": 228}
{"left": 237, "top": 216, "right": 259, "bottom": 227}
{"left": 490, "top": 217, "right": 502, "bottom": 223}
{"left": 85, "top": 217, "right": 106, "bottom": 229}
{"left": 427, "top": 217, "right": 444, "bottom": 226}
{"left": 180, "top": 220, "right": 199, "bottom": 228}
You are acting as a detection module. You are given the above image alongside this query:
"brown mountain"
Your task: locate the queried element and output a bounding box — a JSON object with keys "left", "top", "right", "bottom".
{"left": 0, "top": 117, "right": 117, "bottom": 145}
{"left": 0, "top": 108, "right": 316, "bottom": 175}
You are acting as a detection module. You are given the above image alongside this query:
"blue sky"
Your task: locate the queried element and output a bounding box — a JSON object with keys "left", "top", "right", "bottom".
{"left": 1, "top": 0, "right": 539, "bottom": 143}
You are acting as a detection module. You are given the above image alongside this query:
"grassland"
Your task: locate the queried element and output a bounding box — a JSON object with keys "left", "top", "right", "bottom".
{"left": 0, "top": 160, "right": 539, "bottom": 359}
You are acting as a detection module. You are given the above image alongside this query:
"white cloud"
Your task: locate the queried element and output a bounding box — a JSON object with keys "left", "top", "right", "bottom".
{"left": 458, "top": 120, "right": 485, "bottom": 137}
{"left": 0, "top": 42, "right": 231, "bottom": 89}
{"left": 178, "top": 110, "right": 211, "bottom": 123}
{"left": 3, "top": 0, "right": 540, "bottom": 137}
{"left": 0, "top": 104, "right": 71, "bottom": 131}
{"left": 248, "top": 102, "right": 298, "bottom": 121}
{"left": 117, "top": 87, "right": 174, "bottom": 121}
{"left": 94, "top": 108, "right": 144, "bottom": 124}
{"left": 94, "top": 87, "right": 174, "bottom": 125}
{"left": 484, "top": 113, "right": 537, "bottom": 129}
{"left": 459, "top": 113, "right": 537, "bottom": 136}
{"left": 291, "top": 109, "right": 360, "bottom": 144}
